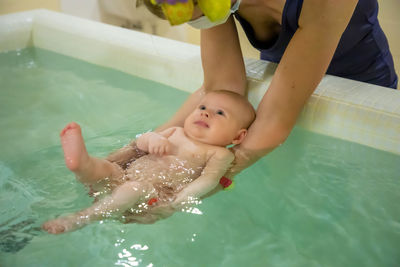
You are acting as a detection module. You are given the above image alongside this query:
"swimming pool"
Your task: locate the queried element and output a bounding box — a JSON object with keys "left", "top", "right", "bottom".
{"left": 0, "top": 10, "right": 399, "bottom": 267}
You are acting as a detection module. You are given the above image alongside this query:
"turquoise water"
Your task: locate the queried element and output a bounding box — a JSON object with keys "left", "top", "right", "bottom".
{"left": 0, "top": 48, "right": 399, "bottom": 267}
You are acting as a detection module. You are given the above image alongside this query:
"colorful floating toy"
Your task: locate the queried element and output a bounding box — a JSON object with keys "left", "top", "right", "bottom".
{"left": 147, "top": 197, "right": 158, "bottom": 206}
{"left": 219, "top": 176, "right": 235, "bottom": 191}
{"left": 150, "top": 0, "right": 231, "bottom": 25}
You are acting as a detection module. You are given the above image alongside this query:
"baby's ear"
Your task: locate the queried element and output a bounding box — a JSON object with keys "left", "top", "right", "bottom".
{"left": 232, "top": 129, "right": 247, "bottom": 145}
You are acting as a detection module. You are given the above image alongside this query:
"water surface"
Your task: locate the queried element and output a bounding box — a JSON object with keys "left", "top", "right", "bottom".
{"left": 0, "top": 48, "right": 399, "bottom": 267}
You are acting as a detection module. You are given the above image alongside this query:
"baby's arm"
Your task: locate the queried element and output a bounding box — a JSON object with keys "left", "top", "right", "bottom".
{"left": 172, "top": 148, "right": 234, "bottom": 207}
{"left": 107, "top": 127, "right": 177, "bottom": 166}
{"left": 136, "top": 127, "right": 177, "bottom": 155}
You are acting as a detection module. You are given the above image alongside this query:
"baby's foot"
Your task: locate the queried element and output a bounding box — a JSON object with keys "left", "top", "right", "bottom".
{"left": 60, "top": 122, "right": 90, "bottom": 173}
{"left": 42, "top": 215, "right": 82, "bottom": 234}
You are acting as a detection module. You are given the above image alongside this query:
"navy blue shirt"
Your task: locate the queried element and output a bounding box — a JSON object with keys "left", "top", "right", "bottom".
{"left": 235, "top": 0, "right": 398, "bottom": 89}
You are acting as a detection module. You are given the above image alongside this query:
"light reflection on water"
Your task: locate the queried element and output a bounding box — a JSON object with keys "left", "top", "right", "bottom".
{"left": 115, "top": 244, "right": 151, "bottom": 267}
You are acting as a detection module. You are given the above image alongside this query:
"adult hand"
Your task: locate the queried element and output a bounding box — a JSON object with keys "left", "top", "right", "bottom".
{"left": 224, "top": 144, "right": 274, "bottom": 179}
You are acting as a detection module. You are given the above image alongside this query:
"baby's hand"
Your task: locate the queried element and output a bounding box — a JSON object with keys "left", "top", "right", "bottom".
{"left": 148, "top": 135, "right": 171, "bottom": 156}
{"left": 137, "top": 132, "right": 172, "bottom": 156}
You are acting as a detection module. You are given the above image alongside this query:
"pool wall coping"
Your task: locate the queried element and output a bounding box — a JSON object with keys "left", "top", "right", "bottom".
{"left": 1, "top": 9, "right": 399, "bottom": 155}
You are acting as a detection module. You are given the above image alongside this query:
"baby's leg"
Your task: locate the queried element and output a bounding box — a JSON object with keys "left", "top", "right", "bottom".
{"left": 60, "top": 122, "right": 123, "bottom": 185}
{"left": 42, "top": 180, "right": 146, "bottom": 234}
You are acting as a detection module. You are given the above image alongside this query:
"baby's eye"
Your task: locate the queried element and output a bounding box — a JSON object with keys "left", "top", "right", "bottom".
{"left": 216, "top": 110, "right": 225, "bottom": 116}
{"left": 199, "top": 105, "right": 206, "bottom": 110}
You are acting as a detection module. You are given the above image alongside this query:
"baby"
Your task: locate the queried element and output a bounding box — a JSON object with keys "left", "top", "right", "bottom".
{"left": 42, "top": 90, "right": 255, "bottom": 234}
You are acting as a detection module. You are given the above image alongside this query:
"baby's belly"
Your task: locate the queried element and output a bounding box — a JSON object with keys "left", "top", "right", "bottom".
{"left": 125, "top": 155, "right": 204, "bottom": 192}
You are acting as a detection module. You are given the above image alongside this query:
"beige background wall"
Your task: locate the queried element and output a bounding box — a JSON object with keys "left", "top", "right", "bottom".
{"left": 0, "top": 0, "right": 398, "bottom": 86}
{"left": 0, "top": 0, "right": 60, "bottom": 14}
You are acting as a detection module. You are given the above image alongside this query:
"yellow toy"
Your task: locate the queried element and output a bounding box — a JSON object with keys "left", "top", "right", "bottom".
{"left": 150, "top": 0, "right": 231, "bottom": 26}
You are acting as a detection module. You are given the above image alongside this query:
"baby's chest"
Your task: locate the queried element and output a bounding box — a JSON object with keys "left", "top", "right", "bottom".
{"left": 169, "top": 134, "right": 207, "bottom": 161}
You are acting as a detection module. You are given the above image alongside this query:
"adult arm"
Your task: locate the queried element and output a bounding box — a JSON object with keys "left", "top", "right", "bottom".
{"left": 225, "top": 0, "right": 359, "bottom": 178}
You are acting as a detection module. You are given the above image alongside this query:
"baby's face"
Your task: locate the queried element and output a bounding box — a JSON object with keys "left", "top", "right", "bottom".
{"left": 183, "top": 93, "right": 246, "bottom": 146}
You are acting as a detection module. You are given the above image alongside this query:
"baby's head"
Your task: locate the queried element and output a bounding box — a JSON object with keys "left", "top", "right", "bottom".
{"left": 184, "top": 90, "right": 256, "bottom": 146}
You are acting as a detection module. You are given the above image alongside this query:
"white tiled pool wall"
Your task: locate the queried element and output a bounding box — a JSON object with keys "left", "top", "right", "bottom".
{"left": 1, "top": 10, "right": 399, "bottom": 155}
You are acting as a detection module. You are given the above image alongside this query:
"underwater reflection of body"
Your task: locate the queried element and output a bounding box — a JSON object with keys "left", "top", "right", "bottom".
{"left": 0, "top": 161, "right": 41, "bottom": 253}
{"left": 0, "top": 217, "right": 41, "bottom": 253}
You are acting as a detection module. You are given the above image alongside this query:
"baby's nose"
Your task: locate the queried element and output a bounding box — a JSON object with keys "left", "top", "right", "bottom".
{"left": 201, "top": 111, "right": 209, "bottom": 118}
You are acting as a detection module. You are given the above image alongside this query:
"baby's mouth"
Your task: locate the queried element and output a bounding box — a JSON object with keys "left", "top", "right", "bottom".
{"left": 194, "top": 120, "right": 209, "bottom": 128}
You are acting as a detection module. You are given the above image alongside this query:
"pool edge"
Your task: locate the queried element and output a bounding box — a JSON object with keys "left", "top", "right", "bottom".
{"left": 1, "top": 9, "right": 399, "bottom": 155}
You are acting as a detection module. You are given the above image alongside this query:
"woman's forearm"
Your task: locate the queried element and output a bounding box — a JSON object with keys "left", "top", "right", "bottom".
{"left": 200, "top": 17, "right": 247, "bottom": 95}
{"left": 224, "top": 118, "right": 292, "bottom": 179}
